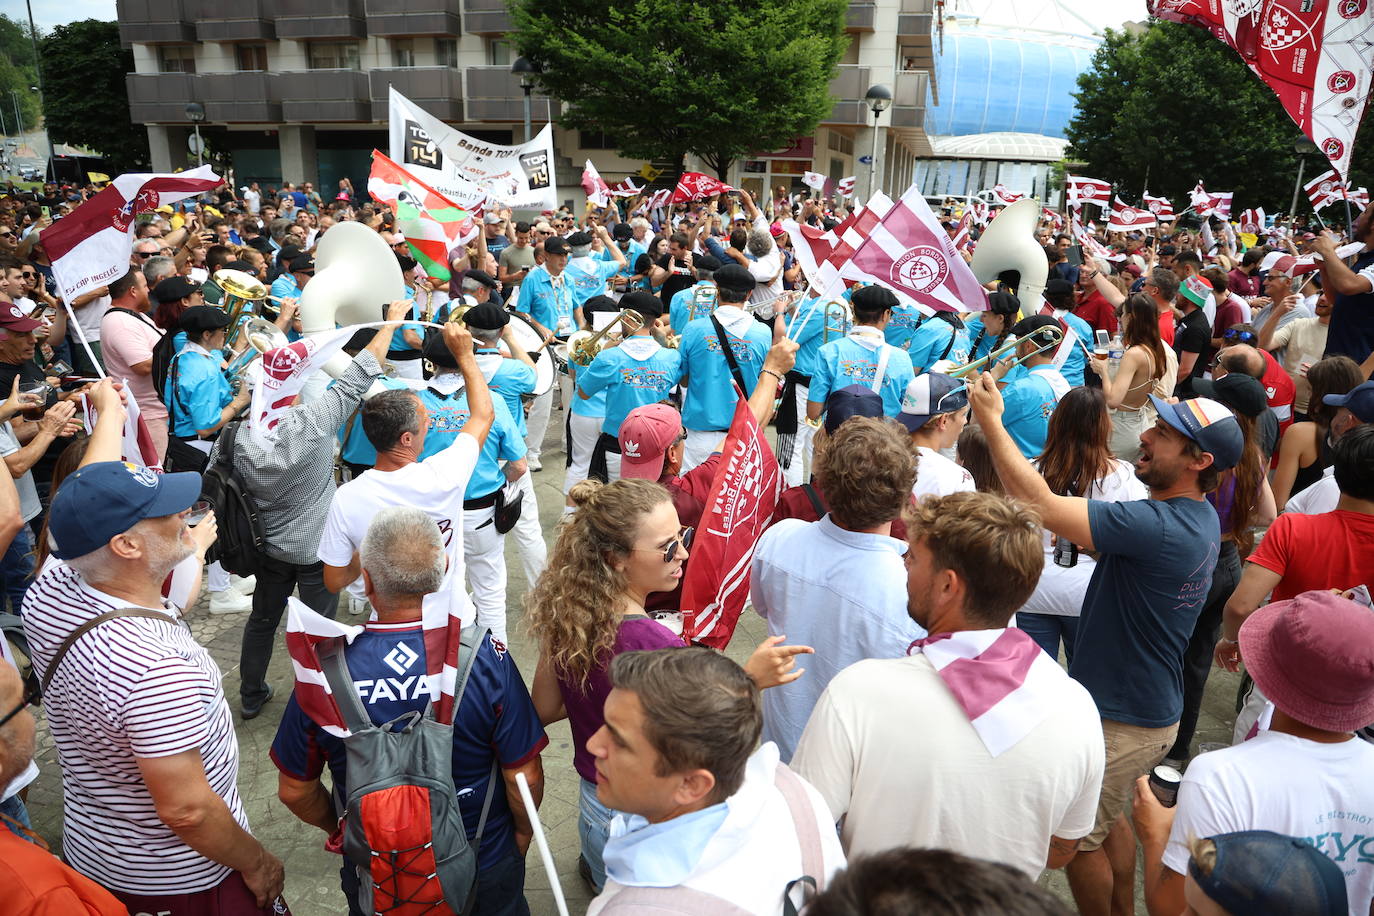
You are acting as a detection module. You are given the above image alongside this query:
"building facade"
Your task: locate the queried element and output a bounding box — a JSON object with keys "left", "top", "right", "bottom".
{"left": 118, "top": 0, "right": 935, "bottom": 206}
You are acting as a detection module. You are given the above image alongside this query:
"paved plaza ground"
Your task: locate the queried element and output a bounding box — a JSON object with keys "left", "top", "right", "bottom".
{"left": 21, "top": 417, "right": 1245, "bottom": 915}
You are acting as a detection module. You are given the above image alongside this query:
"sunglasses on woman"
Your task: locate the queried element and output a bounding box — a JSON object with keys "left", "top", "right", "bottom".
{"left": 634, "top": 526, "right": 694, "bottom": 564}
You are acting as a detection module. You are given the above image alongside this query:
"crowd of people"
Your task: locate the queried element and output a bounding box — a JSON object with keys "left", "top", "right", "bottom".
{"left": 0, "top": 172, "right": 1370, "bottom": 916}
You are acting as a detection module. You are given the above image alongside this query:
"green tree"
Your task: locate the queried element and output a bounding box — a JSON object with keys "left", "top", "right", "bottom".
{"left": 0, "top": 14, "right": 41, "bottom": 132}
{"left": 39, "top": 19, "right": 148, "bottom": 171}
{"left": 1066, "top": 21, "right": 1315, "bottom": 213}
{"left": 508, "top": 0, "right": 848, "bottom": 180}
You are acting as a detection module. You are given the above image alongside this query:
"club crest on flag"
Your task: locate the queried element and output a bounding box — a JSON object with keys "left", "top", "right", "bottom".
{"left": 890, "top": 245, "right": 949, "bottom": 295}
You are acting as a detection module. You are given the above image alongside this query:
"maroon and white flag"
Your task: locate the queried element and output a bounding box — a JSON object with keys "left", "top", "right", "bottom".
{"left": 1066, "top": 175, "right": 1111, "bottom": 208}
{"left": 1073, "top": 216, "right": 1118, "bottom": 262}
{"left": 43, "top": 165, "right": 221, "bottom": 303}
{"left": 1238, "top": 207, "right": 1267, "bottom": 233}
{"left": 1209, "top": 191, "right": 1234, "bottom": 219}
{"left": 1107, "top": 196, "right": 1158, "bottom": 232}
{"left": 1350, "top": 187, "right": 1371, "bottom": 211}
{"left": 1190, "top": 182, "right": 1234, "bottom": 218}
{"left": 670, "top": 171, "right": 735, "bottom": 203}
{"left": 990, "top": 184, "right": 1024, "bottom": 205}
{"left": 247, "top": 327, "right": 355, "bottom": 448}
{"left": 286, "top": 596, "right": 465, "bottom": 737}
{"left": 1143, "top": 191, "right": 1176, "bottom": 221}
{"left": 581, "top": 159, "right": 611, "bottom": 208}
{"left": 908, "top": 628, "right": 1069, "bottom": 757}
{"left": 951, "top": 210, "right": 974, "bottom": 252}
{"left": 970, "top": 198, "right": 990, "bottom": 227}
{"left": 837, "top": 185, "right": 990, "bottom": 314}
{"left": 1304, "top": 168, "right": 1348, "bottom": 210}
{"left": 1148, "top": 0, "right": 1373, "bottom": 179}
{"left": 1041, "top": 207, "right": 1064, "bottom": 232}
{"left": 781, "top": 200, "right": 888, "bottom": 290}
{"left": 681, "top": 396, "right": 781, "bottom": 649}
{"left": 609, "top": 176, "right": 643, "bottom": 198}
{"left": 837, "top": 176, "right": 856, "bottom": 198}
{"left": 637, "top": 187, "right": 674, "bottom": 213}
{"left": 79, "top": 388, "right": 162, "bottom": 471}
{"left": 802, "top": 171, "right": 827, "bottom": 192}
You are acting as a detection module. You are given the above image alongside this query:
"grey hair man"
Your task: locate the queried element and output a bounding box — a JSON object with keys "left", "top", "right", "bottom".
{"left": 142, "top": 255, "right": 178, "bottom": 293}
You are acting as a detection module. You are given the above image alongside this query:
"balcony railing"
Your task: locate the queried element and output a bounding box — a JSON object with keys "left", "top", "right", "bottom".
{"left": 191, "top": 0, "right": 276, "bottom": 42}
{"left": 370, "top": 67, "right": 463, "bottom": 121}
{"left": 125, "top": 72, "right": 200, "bottom": 123}
{"left": 463, "top": 0, "right": 512, "bottom": 34}
{"left": 464, "top": 66, "right": 553, "bottom": 122}
{"left": 116, "top": 0, "right": 196, "bottom": 45}
{"left": 274, "top": 0, "right": 366, "bottom": 40}
{"left": 365, "top": 0, "right": 462, "bottom": 36}
{"left": 200, "top": 71, "right": 282, "bottom": 123}
{"left": 278, "top": 69, "right": 372, "bottom": 122}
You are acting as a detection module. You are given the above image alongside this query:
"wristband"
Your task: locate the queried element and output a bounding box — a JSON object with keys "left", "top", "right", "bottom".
{"left": 760, "top": 368, "right": 785, "bottom": 383}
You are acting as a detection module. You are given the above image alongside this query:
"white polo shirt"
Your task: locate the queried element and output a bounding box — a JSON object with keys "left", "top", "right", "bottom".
{"left": 21, "top": 561, "right": 247, "bottom": 894}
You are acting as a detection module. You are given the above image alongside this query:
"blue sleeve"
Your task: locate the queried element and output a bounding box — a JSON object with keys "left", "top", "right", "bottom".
{"left": 494, "top": 363, "right": 537, "bottom": 398}
{"left": 578, "top": 350, "right": 615, "bottom": 396}
{"left": 516, "top": 280, "right": 551, "bottom": 329}
{"left": 598, "top": 260, "right": 621, "bottom": 280}
{"left": 269, "top": 692, "right": 331, "bottom": 782}
{"left": 494, "top": 407, "right": 526, "bottom": 461}
{"left": 810, "top": 347, "right": 835, "bottom": 403}
{"left": 179, "top": 356, "right": 227, "bottom": 432}
{"left": 704, "top": 236, "right": 727, "bottom": 261}
{"left": 481, "top": 637, "right": 549, "bottom": 768}
{"left": 1088, "top": 499, "right": 1165, "bottom": 555}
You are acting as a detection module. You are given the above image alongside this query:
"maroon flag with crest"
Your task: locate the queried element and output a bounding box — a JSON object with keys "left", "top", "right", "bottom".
{"left": 671, "top": 171, "right": 736, "bottom": 203}
{"left": 681, "top": 397, "right": 781, "bottom": 648}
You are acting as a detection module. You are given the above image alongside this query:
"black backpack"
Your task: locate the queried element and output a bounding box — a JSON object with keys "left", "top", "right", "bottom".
{"left": 150, "top": 330, "right": 180, "bottom": 408}
{"left": 201, "top": 421, "right": 265, "bottom": 576}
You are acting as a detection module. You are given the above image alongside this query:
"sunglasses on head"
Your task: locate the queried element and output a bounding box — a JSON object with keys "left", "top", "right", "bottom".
{"left": 1223, "top": 329, "right": 1256, "bottom": 343}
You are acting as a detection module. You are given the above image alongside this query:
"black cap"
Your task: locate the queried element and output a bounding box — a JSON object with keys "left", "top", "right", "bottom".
{"left": 1010, "top": 315, "right": 1062, "bottom": 346}
{"left": 1045, "top": 277, "right": 1076, "bottom": 297}
{"left": 620, "top": 290, "right": 665, "bottom": 319}
{"left": 712, "top": 263, "right": 756, "bottom": 295}
{"left": 178, "top": 305, "right": 231, "bottom": 332}
{"left": 464, "top": 268, "right": 498, "bottom": 290}
{"left": 223, "top": 259, "right": 255, "bottom": 273}
{"left": 277, "top": 244, "right": 302, "bottom": 264}
{"left": 289, "top": 254, "right": 315, "bottom": 273}
{"left": 544, "top": 236, "right": 569, "bottom": 257}
{"left": 851, "top": 285, "right": 898, "bottom": 314}
{"left": 566, "top": 230, "right": 594, "bottom": 247}
{"left": 422, "top": 330, "right": 460, "bottom": 370}
{"left": 151, "top": 275, "right": 201, "bottom": 304}
{"left": 612, "top": 223, "right": 633, "bottom": 241}
{"left": 1193, "top": 373, "right": 1268, "bottom": 419}
{"left": 986, "top": 290, "right": 1021, "bottom": 316}
{"left": 462, "top": 301, "right": 509, "bottom": 331}
{"left": 583, "top": 294, "right": 620, "bottom": 316}
{"left": 695, "top": 254, "right": 722, "bottom": 273}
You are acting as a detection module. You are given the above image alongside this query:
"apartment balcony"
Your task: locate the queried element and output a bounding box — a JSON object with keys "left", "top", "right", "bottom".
{"left": 278, "top": 70, "right": 372, "bottom": 122}
{"left": 824, "top": 65, "right": 872, "bottom": 125}
{"left": 464, "top": 66, "right": 553, "bottom": 123}
{"left": 116, "top": 0, "right": 196, "bottom": 45}
{"left": 371, "top": 67, "right": 463, "bottom": 121}
{"left": 463, "top": 0, "right": 512, "bottom": 34}
{"left": 199, "top": 71, "right": 281, "bottom": 123}
{"left": 365, "top": 0, "right": 462, "bottom": 36}
{"left": 897, "top": 0, "right": 936, "bottom": 73}
{"left": 845, "top": 2, "right": 875, "bottom": 32}
{"left": 191, "top": 0, "right": 275, "bottom": 42}
{"left": 126, "top": 72, "right": 200, "bottom": 123}
{"left": 891, "top": 70, "right": 928, "bottom": 131}
{"left": 274, "top": 0, "right": 366, "bottom": 40}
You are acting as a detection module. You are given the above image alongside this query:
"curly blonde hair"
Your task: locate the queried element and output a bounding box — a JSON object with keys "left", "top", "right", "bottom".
{"left": 525, "top": 478, "right": 671, "bottom": 688}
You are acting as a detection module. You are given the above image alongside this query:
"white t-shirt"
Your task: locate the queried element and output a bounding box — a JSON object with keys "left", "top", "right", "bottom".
{"left": 243, "top": 188, "right": 261, "bottom": 213}
{"left": 792, "top": 653, "right": 1104, "bottom": 879}
{"left": 72, "top": 293, "right": 111, "bottom": 342}
{"left": 0, "top": 635, "right": 37, "bottom": 801}
{"left": 1269, "top": 316, "right": 1330, "bottom": 413}
{"left": 318, "top": 432, "right": 480, "bottom": 624}
{"left": 1019, "top": 459, "right": 1147, "bottom": 617}
{"left": 913, "top": 446, "right": 975, "bottom": 502}
{"left": 1286, "top": 468, "right": 1338, "bottom": 515}
{"left": 0, "top": 421, "right": 41, "bottom": 522}
{"left": 1164, "top": 730, "right": 1374, "bottom": 916}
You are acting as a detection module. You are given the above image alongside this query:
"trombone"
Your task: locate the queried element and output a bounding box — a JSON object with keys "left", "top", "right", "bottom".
{"left": 945, "top": 326, "right": 1063, "bottom": 378}
{"left": 820, "top": 299, "right": 851, "bottom": 343}
{"left": 566, "top": 309, "right": 645, "bottom": 367}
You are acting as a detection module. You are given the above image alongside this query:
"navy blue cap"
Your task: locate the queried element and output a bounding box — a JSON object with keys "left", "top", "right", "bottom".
{"left": 1148, "top": 395, "right": 1244, "bottom": 471}
{"left": 899, "top": 372, "right": 968, "bottom": 432}
{"left": 1324, "top": 380, "right": 1374, "bottom": 424}
{"left": 824, "top": 385, "right": 884, "bottom": 434}
{"left": 48, "top": 462, "right": 202, "bottom": 560}
{"left": 1192, "top": 830, "right": 1347, "bottom": 916}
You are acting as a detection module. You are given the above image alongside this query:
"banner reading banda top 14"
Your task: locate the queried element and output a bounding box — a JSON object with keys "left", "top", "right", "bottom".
{"left": 387, "top": 86, "right": 559, "bottom": 211}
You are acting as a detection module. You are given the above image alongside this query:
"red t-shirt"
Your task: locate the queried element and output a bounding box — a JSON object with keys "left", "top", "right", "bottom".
{"left": 1213, "top": 297, "right": 1244, "bottom": 338}
{"left": 0, "top": 827, "right": 127, "bottom": 916}
{"left": 1158, "top": 310, "right": 1176, "bottom": 346}
{"left": 1246, "top": 510, "right": 1374, "bottom": 602}
{"left": 1227, "top": 268, "right": 1261, "bottom": 298}
{"left": 1075, "top": 290, "right": 1118, "bottom": 335}
{"left": 769, "top": 480, "right": 909, "bottom": 540}
{"left": 1259, "top": 349, "right": 1296, "bottom": 431}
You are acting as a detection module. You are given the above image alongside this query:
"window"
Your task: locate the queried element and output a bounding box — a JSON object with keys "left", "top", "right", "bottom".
{"left": 392, "top": 39, "right": 415, "bottom": 68}
{"left": 236, "top": 44, "right": 267, "bottom": 71}
{"left": 487, "top": 39, "right": 511, "bottom": 67}
{"left": 828, "top": 132, "right": 854, "bottom": 156}
{"left": 436, "top": 38, "right": 458, "bottom": 68}
{"left": 580, "top": 131, "right": 619, "bottom": 150}
{"left": 158, "top": 45, "right": 196, "bottom": 74}
{"left": 308, "top": 41, "right": 360, "bottom": 70}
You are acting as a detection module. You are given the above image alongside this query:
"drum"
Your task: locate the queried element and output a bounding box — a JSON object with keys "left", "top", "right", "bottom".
{"left": 507, "top": 311, "right": 555, "bottom": 396}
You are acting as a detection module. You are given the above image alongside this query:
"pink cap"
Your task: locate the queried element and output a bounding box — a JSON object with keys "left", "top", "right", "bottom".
{"left": 618, "top": 403, "right": 683, "bottom": 480}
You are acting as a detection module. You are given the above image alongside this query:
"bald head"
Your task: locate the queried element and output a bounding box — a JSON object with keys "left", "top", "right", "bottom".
{"left": 1218, "top": 344, "right": 1265, "bottom": 380}
{"left": 0, "top": 659, "right": 34, "bottom": 785}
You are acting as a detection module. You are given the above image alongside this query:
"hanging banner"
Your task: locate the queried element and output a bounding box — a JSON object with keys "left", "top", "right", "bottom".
{"left": 388, "top": 86, "right": 558, "bottom": 211}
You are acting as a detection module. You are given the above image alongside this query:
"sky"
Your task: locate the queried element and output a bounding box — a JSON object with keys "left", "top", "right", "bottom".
{"left": 1, "top": 0, "right": 116, "bottom": 34}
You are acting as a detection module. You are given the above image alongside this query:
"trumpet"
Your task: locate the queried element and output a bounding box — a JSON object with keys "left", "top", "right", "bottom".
{"left": 944, "top": 326, "right": 1062, "bottom": 378}
{"left": 566, "top": 309, "right": 645, "bottom": 367}
{"left": 222, "top": 315, "right": 291, "bottom": 390}
{"left": 216, "top": 268, "right": 285, "bottom": 357}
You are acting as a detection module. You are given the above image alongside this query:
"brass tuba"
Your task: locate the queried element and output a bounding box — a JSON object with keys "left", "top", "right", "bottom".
{"left": 969, "top": 198, "right": 1048, "bottom": 314}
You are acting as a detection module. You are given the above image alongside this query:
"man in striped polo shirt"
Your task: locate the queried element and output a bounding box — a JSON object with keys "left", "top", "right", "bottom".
{"left": 23, "top": 460, "right": 287, "bottom": 913}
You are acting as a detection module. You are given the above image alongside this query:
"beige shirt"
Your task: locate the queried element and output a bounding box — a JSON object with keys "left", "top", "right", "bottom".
{"left": 1269, "top": 317, "right": 1329, "bottom": 413}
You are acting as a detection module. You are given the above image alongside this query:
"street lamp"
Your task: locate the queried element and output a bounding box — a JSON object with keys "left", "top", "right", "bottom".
{"left": 1288, "top": 134, "right": 1321, "bottom": 217}
{"left": 864, "top": 84, "right": 893, "bottom": 199}
{"left": 185, "top": 101, "right": 205, "bottom": 168}
{"left": 511, "top": 56, "right": 537, "bottom": 144}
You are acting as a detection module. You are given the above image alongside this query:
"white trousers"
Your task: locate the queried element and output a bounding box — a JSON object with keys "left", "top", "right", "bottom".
{"left": 565, "top": 411, "right": 603, "bottom": 494}
{"left": 782, "top": 382, "right": 816, "bottom": 488}
{"left": 525, "top": 389, "right": 553, "bottom": 461}
{"left": 507, "top": 470, "right": 547, "bottom": 591}
{"left": 682, "top": 428, "right": 724, "bottom": 472}
{"left": 207, "top": 561, "right": 230, "bottom": 592}
{"left": 463, "top": 503, "right": 509, "bottom": 644}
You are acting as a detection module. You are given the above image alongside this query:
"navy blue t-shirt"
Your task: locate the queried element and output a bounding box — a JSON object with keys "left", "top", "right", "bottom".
{"left": 1069, "top": 496, "right": 1221, "bottom": 728}
{"left": 1326, "top": 248, "right": 1374, "bottom": 361}
{"left": 271, "top": 623, "right": 548, "bottom": 870}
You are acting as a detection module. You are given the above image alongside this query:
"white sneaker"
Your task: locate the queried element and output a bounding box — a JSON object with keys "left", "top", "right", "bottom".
{"left": 229, "top": 574, "right": 257, "bottom": 595}
{"left": 528, "top": 456, "right": 542, "bottom": 472}
{"left": 208, "top": 589, "right": 252, "bottom": 614}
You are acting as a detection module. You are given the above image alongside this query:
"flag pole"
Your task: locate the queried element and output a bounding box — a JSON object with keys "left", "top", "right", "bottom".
{"left": 516, "top": 772, "right": 570, "bottom": 916}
